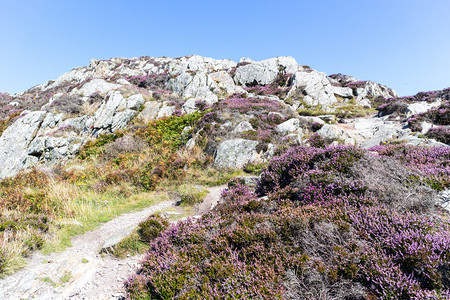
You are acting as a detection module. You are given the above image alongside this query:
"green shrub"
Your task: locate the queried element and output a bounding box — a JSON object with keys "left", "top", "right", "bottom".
{"left": 78, "top": 131, "right": 125, "bottom": 159}
{"left": 0, "top": 249, "right": 7, "bottom": 273}
{"left": 178, "top": 184, "right": 208, "bottom": 205}
{"left": 113, "top": 232, "right": 148, "bottom": 258}
{"left": 136, "top": 111, "right": 205, "bottom": 149}
{"left": 22, "top": 235, "right": 44, "bottom": 256}
{"left": 243, "top": 162, "right": 266, "bottom": 174}
{"left": 137, "top": 214, "right": 170, "bottom": 243}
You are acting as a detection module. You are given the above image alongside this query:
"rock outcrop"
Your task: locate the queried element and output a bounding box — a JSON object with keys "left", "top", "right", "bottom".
{"left": 213, "top": 139, "right": 259, "bottom": 169}
{"left": 0, "top": 54, "right": 447, "bottom": 178}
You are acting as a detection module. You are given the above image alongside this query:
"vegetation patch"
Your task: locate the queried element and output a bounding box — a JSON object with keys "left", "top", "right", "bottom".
{"left": 113, "top": 231, "right": 148, "bottom": 258}
{"left": 425, "top": 126, "right": 450, "bottom": 144}
{"left": 178, "top": 184, "right": 208, "bottom": 205}
{"left": 125, "top": 144, "right": 450, "bottom": 299}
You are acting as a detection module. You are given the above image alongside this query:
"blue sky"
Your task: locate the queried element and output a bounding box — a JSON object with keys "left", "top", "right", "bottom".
{"left": 0, "top": 0, "right": 449, "bottom": 96}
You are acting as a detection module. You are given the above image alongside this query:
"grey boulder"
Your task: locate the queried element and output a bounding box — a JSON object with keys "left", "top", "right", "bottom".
{"left": 214, "top": 139, "right": 259, "bottom": 169}
{"left": 0, "top": 111, "right": 47, "bottom": 179}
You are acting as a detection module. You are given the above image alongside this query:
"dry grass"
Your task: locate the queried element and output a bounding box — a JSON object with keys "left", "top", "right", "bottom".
{"left": 81, "top": 101, "right": 100, "bottom": 116}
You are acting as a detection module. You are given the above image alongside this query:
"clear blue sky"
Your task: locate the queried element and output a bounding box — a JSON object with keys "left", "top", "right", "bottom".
{"left": 0, "top": 0, "right": 449, "bottom": 96}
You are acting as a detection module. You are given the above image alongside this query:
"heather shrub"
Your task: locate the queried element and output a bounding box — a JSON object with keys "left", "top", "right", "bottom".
{"left": 222, "top": 95, "right": 281, "bottom": 114}
{"left": 306, "top": 133, "right": 326, "bottom": 148}
{"left": 104, "top": 135, "right": 146, "bottom": 160}
{"left": 0, "top": 214, "right": 50, "bottom": 233}
{"left": 46, "top": 94, "right": 84, "bottom": 115}
{"left": 194, "top": 99, "right": 208, "bottom": 111}
{"left": 137, "top": 214, "right": 170, "bottom": 243}
{"left": 310, "top": 121, "right": 323, "bottom": 131}
{"left": 346, "top": 154, "right": 436, "bottom": 212}
{"left": 377, "top": 100, "right": 408, "bottom": 117}
{"left": 0, "top": 92, "right": 12, "bottom": 107}
{"left": 256, "top": 145, "right": 364, "bottom": 195}
{"left": 0, "top": 169, "right": 57, "bottom": 214}
{"left": 138, "top": 145, "right": 185, "bottom": 191}
{"left": 369, "top": 144, "right": 450, "bottom": 190}
{"left": 426, "top": 126, "right": 450, "bottom": 144}
{"left": 126, "top": 144, "right": 450, "bottom": 299}
{"left": 129, "top": 73, "right": 169, "bottom": 90}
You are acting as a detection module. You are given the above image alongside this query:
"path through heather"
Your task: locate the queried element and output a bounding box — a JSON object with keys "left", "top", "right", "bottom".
{"left": 0, "top": 186, "right": 225, "bottom": 300}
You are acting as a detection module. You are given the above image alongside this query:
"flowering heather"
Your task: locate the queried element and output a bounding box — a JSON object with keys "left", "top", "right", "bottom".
{"left": 350, "top": 205, "right": 450, "bottom": 298}
{"left": 222, "top": 95, "right": 280, "bottom": 114}
{"left": 256, "top": 145, "right": 364, "bottom": 195}
{"left": 377, "top": 100, "right": 408, "bottom": 117}
{"left": 369, "top": 144, "right": 450, "bottom": 190}
{"left": 410, "top": 88, "right": 450, "bottom": 103}
{"left": 344, "top": 80, "right": 367, "bottom": 89}
{"left": 128, "top": 72, "right": 169, "bottom": 90}
{"left": 243, "top": 85, "right": 288, "bottom": 98}
{"left": 426, "top": 126, "right": 450, "bottom": 145}
{"left": 126, "top": 144, "right": 450, "bottom": 299}
{"left": 306, "top": 133, "right": 326, "bottom": 148}
{"left": 242, "top": 73, "right": 292, "bottom": 98}
{"left": 380, "top": 88, "right": 449, "bottom": 107}
{"left": 194, "top": 99, "right": 208, "bottom": 111}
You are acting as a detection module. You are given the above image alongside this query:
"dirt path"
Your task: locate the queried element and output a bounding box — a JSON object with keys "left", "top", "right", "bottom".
{"left": 0, "top": 185, "right": 226, "bottom": 300}
{"left": 0, "top": 200, "right": 174, "bottom": 300}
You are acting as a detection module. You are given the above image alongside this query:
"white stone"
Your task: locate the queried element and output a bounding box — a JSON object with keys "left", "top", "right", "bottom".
{"left": 234, "top": 56, "right": 298, "bottom": 86}
{"left": 209, "top": 71, "right": 244, "bottom": 95}
{"left": 182, "top": 98, "right": 198, "bottom": 114}
{"left": 137, "top": 101, "right": 162, "bottom": 122}
{"left": 111, "top": 110, "right": 137, "bottom": 131}
{"left": 354, "top": 81, "right": 397, "bottom": 106}
{"left": 438, "top": 189, "right": 450, "bottom": 213}
{"left": 276, "top": 118, "right": 303, "bottom": 136}
{"left": 214, "top": 139, "right": 259, "bottom": 169}
{"left": 93, "top": 92, "right": 125, "bottom": 129}
{"left": 406, "top": 101, "right": 441, "bottom": 117}
{"left": 0, "top": 111, "right": 47, "bottom": 178}
{"left": 330, "top": 86, "right": 354, "bottom": 98}
{"left": 44, "top": 68, "right": 90, "bottom": 91}
{"left": 298, "top": 116, "right": 325, "bottom": 125}
{"left": 288, "top": 70, "right": 337, "bottom": 109}
{"left": 75, "top": 79, "right": 120, "bottom": 97}
{"left": 157, "top": 103, "right": 175, "bottom": 118}
{"left": 126, "top": 94, "right": 145, "bottom": 110}
{"left": 421, "top": 121, "right": 433, "bottom": 134}
{"left": 317, "top": 124, "right": 355, "bottom": 145}
{"left": 233, "top": 121, "right": 254, "bottom": 133}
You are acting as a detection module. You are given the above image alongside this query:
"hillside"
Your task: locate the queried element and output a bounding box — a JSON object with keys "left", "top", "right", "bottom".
{"left": 0, "top": 55, "right": 448, "bottom": 299}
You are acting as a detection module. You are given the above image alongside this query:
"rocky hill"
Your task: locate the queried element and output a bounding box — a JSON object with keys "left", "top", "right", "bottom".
{"left": 0, "top": 55, "right": 446, "bottom": 179}
{"left": 0, "top": 55, "right": 448, "bottom": 299}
